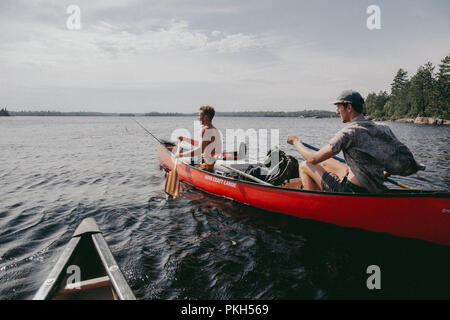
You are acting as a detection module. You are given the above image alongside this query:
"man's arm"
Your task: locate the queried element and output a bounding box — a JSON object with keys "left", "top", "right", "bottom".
{"left": 176, "top": 136, "right": 201, "bottom": 158}
{"left": 287, "top": 134, "right": 335, "bottom": 164}
{"left": 178, "top": 128, "right": 211, "bottom": 158}
{"left": 179, "top": 136, "right": 200, "bottom": 147}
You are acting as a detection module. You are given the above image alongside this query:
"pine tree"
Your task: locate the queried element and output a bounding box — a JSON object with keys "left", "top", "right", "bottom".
{"left": 364, "top": 92, "right": 378, "bottom": 116}
{"left": 364, "top": 91, "right": 389, "bottom": 119}
{"left": 409, "top": 62, "right": 436, "bottom": 117}
{"left": 0, "top": 108, "right": 11, "bottom": 116}
{"left": 375, "top": 91, "right": 390, "bottom": 118}
{"left": 437, "top": 54, "right": 450, "bottom": 80}
{"left": 389, "top": 69, "right": 411, "bottom": 118}
{"left": 436, "top": 53, "right": 450, "bottom": 119}
{"left": 391, "top": 68, "right": 409, "bottom": 94}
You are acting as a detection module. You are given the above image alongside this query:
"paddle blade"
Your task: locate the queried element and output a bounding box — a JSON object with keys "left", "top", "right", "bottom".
{"left": 164, "top": 166, "right": 180, "bottom": 198}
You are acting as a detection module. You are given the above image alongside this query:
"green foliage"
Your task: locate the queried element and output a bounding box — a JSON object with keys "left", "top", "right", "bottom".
{"left": 8, "top": 110, "right": 337, "bottom": 118}
{"left": 365, "top": 91, "right": 389, "bottom": 119}
{"left": 218, "top": 110, "right": 338, "bottom": 118}
{"left": 143, "top": 112, "right": 191, "bottom": 116}
{"left": 436, "top": 54, "right": 450, "bottom": 119}
{"left": 0, "top": 108, "right": 11, "bottom": 116}
{"left": 364, "top": 53, "right": 450, "bottom": 120}
{"left": 391, "top": 68, "right": 409, "bottom": 93}
{"left": 10, "top": 111, "right": 118, "bottom": 116}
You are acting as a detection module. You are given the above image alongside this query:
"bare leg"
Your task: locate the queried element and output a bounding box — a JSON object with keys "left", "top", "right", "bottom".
{"left": 299, "top": 161, "right": 326, "bottom": 191}
{"left": 299, "top": 159, "right": 350, "bottom": 191}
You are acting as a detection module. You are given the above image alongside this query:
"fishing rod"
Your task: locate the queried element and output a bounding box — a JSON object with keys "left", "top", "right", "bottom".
{"left": 130, "top": 117, "right": 165, "bottom": 145}
{"left": 131, "top": 118, "right": 243, "bottom": 161}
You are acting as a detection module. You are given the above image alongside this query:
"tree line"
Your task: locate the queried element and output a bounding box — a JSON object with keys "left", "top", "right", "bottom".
{"left": 2, "top": 110, "right": 337, "bottom": 118}
{"left": 364, "top": 53, "right": 450, "bottom": 120}
{"left": 8, "top": 111, "right": 117, "bottom": 116}
{"left": 144, "top": 110, "right": 338, "bottom": 118}
{"left": 0, "top": 108, "right": 11, "bottom": 116}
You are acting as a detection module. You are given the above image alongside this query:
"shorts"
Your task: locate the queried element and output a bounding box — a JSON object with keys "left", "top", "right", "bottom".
{"left": 321, "top": 172, "right": 368, "bottom": 193}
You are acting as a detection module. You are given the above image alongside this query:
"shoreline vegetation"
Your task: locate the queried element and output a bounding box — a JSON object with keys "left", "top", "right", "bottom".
{"left": 3, "top": 110, "right": 449, "bottom": 125}
{"left": 364, "top": 53, "right": 450, "bottom": 125}
{"left": 4, "top": 110, "right": 339, "bottom": 118}
{"left": 0, "top": 108, "right": 11, "bottom": 116}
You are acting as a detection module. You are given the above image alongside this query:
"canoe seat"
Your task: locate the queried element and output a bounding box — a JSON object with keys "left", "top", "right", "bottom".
{"left": 62, "top": 275, "right": 110, "bottom": 292}
{"left": 54, "top": 275, "right": 112, "bottom": 299}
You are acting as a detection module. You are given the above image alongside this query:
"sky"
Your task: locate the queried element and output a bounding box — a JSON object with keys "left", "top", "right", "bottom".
{"left": 0, "top": 0, "right": 449, "bottom": 113}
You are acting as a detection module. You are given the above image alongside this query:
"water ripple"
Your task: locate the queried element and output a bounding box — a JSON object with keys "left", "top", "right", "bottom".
{"left": 0, "top": 117, "right": 449, "bottom": 300}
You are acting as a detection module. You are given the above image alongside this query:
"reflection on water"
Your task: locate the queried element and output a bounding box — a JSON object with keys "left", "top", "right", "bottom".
{"left": 0, "top": 117, "right": 449, "bottom": 299}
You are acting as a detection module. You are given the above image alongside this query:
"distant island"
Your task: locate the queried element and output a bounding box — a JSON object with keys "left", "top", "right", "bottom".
{"left": 144, "top": 110, "right": 338, "bottom": 118}
{"left": 0, "top": 108, "right": 11, "bottom": 116}
{"left": 8, "top": 111, "right": 120, "bottom": 116}
{"left": 6, "top": 110, "right": 338, "bottom": 118}
{"left": 365, "top": 53, "right": 449, "bottom": 124}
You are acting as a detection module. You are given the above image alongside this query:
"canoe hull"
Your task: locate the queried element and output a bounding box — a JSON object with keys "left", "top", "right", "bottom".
{"left": 33, "top": 218, "right": 135, "bottom": 300}
{"left": 159, "top": 144, "right": 450, "bottom": 246}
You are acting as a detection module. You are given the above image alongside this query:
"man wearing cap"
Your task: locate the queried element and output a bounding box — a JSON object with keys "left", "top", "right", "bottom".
{"left": 287, "top": 89, "right": 424, "bottom": 193}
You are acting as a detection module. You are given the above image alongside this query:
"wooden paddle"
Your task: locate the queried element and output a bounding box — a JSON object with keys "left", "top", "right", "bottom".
{"left": 164, "top": 142, "right": 181, "bottom": 197}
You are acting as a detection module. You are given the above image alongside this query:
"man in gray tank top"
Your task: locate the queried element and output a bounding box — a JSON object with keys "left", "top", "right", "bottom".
{"left": 287, "top": 90, "right": 424, "bottom": 193}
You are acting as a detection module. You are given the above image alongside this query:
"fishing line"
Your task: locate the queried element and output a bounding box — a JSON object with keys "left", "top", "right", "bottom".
{"left": 130, "top": 117, "right": 164, "bottom": 145}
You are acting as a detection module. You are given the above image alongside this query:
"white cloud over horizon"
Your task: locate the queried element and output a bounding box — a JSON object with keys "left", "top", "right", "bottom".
{"left": 0, "top": 0, "right": 449, "bottom": 113}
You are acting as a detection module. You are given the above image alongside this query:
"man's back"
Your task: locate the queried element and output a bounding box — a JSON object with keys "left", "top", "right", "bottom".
{"left": 330, "top": 116, "right": 424, "bottom": 192}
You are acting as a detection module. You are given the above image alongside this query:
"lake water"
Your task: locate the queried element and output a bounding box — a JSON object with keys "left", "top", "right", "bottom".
{"left": 0, "top": 116, "right": 449, "bottom": 299}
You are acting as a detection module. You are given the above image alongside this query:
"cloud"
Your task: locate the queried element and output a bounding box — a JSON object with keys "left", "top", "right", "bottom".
{"left": 88, "top": 19, "right": 269, "bottom": 55}
{"left": 0, "top": 18, "right": 268, "bottom": 63}
{"left": 0, "top": 0, "right": 449, "bottom": 112}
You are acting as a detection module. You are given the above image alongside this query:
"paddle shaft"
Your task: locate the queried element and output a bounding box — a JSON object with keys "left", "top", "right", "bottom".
{"left": 219, "top": 164, "right": 272, "bottom": 186}
{"left": 300, "top": 142, "right": 414, "bottom": 189}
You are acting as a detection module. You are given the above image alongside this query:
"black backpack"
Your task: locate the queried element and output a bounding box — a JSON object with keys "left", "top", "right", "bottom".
{"left": 245, "top": 148, "right": 299, "bottom": 185}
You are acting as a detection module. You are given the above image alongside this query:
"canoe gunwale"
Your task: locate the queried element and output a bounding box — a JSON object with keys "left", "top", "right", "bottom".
{"left": 158, "top": 142, "right": 450, "bottom": 246}
{"left": 91, "top": 233, "right": 136, "bottom": 300}
{"left": 159, "top": 143, "right": 450, "bottom": 199}
{"left": 32, "top": 237, "right": 81, "bottom": 300}
{"left": 33, "top": 218, "right": 136, "bottom": 300}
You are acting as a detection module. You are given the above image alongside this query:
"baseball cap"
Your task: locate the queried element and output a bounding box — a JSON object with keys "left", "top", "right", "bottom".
{"left": 333, "top": 90, "right": 364, "bottom": 108}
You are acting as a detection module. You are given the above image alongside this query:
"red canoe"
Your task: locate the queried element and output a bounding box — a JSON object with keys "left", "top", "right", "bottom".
{"left": 158, "top": 143, "right": 450, "bottom": 246}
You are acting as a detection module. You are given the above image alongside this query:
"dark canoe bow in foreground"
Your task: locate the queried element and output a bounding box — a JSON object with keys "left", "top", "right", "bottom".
{"left": 158, "top": 143, "right": 450, "bottom": 247}
{"left": 33, "top": 218, "right": 135, "bottom": 300}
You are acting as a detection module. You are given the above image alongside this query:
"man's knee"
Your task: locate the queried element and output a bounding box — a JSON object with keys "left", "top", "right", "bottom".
{"left": 300, "top": 160, "right": 326, "bottom": 179}
{"left": 300, "top": 160, "right": 316, "bottom": 172}
{"left": 301, "top": 160, "right": 311, "bottom": 169}
{"left": 299, "top": 160, "right": 307, "bottom": 174}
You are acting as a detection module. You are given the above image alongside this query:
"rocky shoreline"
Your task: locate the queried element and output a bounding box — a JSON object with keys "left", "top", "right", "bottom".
{"left": 369, "top": 116, "right": 450, "bottom": 125}
{"left": 396, "top": 117, "right": 450, "bottom": 125}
